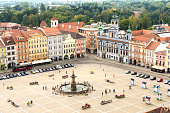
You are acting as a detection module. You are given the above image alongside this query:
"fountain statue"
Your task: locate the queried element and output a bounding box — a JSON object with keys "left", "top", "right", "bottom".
{"left": 70, "top": 70, "right": 77, "bottom": 91}
{"left": 59, "top": 70, "right": 90, "bottom": 94}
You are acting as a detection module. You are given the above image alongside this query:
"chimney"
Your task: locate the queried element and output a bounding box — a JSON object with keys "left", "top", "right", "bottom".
{"left": 78, "top": 21, "right": 79, "bottom": 25}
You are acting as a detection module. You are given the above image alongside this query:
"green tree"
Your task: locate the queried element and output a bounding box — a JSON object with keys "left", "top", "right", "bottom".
{"left": 129, "top": 15, "right": 140, "bottom": 30}
{"left": 22, "top": 14, "right": 29, "bottom": 26}
{"left": 141, "top": 15, "right": 151, "bottom": 29}
{"left": 40, "top": 3, "right": 46, "bottom": 13}
{"left": 11, "top": 16, "right": 19, "bottom": 23}
{"left": 119, "top": 19, "right": 129, "bottom": 30}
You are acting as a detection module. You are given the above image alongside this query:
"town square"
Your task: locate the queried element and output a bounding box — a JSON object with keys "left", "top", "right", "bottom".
{"left": 0, "top": 59, "right": 169, "bottom": 113}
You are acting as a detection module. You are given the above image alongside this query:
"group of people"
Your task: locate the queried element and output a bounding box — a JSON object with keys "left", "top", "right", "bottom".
{"left": 43, "top": 86, "right": 47, "bottom": 90}
{"left": 27, "top": 100, "right": 33, "bottom": 106}
{"left": 102, "top": 89, "right": 116, "bottom": 96}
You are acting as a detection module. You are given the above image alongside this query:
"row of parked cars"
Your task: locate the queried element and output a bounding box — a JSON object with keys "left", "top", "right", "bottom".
{"left": 0, "top": 64, "right": 74, "bottom": 80}
{"left": 31, "top": 64, "right": 74, "bottom": 74}
{"left": 126, "top": 71, "right": 170, "bottom": 85}
{"left": 0, "top": 71, "right": 29, "bottom": 80}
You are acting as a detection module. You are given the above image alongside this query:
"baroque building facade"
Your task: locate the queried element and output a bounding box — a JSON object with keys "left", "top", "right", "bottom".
{"left": 97, "top": 9, "right": 132, "bottom": 63}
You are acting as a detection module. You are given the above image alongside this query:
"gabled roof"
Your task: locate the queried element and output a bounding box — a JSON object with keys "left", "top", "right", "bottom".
{"left": 21, "top": 30, "right": 46, "bottom": 39}
{"left": 1, "top": 36, "right": 16, "bottom": 46}
{"left": 61, "top": 31, "right": 85, "bottom": 39}
{"left": 0, "top": 22, "right": 21, "bottom": 27}
{"left": 58, "top": 22, "right": 84, "bottom": 33}
{"left": 51, "top": 17, "right": 58, "bottom": 21}
{"left": 146, "top": 41, "right": 160, "bottom": 50}
{"left": 42, "top": 27, "right": 62, "bottom": 36}
{"left": 40, "top": 20, "right": 47, "bottom": 27}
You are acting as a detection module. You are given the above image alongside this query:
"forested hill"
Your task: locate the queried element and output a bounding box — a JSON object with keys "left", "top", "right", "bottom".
{"left": 0, "top": 1, "right": 169, "bottom": 31}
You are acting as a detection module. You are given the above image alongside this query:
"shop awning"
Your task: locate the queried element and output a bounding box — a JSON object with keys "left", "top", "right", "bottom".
{"left": 151, "top": 65, "right": 165, "bottom": 70}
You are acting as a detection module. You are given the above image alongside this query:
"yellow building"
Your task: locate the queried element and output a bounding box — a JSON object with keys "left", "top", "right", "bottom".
{"left": 62, "top": 34, "right": 76, "bottom": 59}
{"left": 22, "top": 30, "right": 48, "bottom": 62}
{"left": 0, "top": 40, "right": 7, "bottom": 70}
{"left": 166, "top": 44, "right": 170, "bottom": 73}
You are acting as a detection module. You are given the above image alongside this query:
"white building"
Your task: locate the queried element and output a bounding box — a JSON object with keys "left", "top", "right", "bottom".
{"left": 97, "top": 9, "right": 132, "bottom": 63}
{"left": 0, "top": 36, "right": 17, "bottom": 68}
{"left": 40, "top": 27, "right": 63, "bottom": 61}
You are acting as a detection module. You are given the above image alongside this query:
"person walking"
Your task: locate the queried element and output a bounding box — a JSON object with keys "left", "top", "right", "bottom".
{"left": 105, "top": 74, "right": 106, "bottom": 77}
{"left": 43, "top": 86, "right": 44, "bottom": 90}
{"left": 30, "top": 100, "right": 33, "bottom": 104}
{"left": 66, "top": 71, "right": 67, "bottom": 74}
{"left": 102, "top": 92, "right": 103, "bottom": 96}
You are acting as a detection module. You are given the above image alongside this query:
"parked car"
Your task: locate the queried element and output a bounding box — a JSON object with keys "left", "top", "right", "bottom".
{"left": 20, "top": 72, "right": 25, "bottom": 76}
{"left": 24, "top": 72, "right": 29, "bottom": 75}
{"left": 131, "top": 72, "right": 137, "bottom": 75}
{"left": 9, "top": 74, "right": 14, "bottom": 78}
{"left": 13, "top": 73, "right": 18, "bottom": 77}
{"left": 140, "top": 74, "right": 145, "bottom": 78}
{"left": 164, "top": 80, "right": 170, "bottom": 84}
{"left": 54, "top": 66, "right": 59, "bottom": 70}
{"left": 157, "top": 78, "right": 163, "bottom": 82}
{"left": 30, "top": 70, "right": 36, "bottom": 74}
{"left": 70, "top": 64, "right": 74, "bottom": 67}
{"left": 51, "top": 67, "right": 56, "bottom": 70}
{"left": 35, "top": 70, "right": 39, "bottom": 73}
{"left": 136, "top": 74, "right": 142, "bottom": 77}
{"left": 42, "top": 69, "right": 46, "bottom": 72}
{"left": 64, "top": 64, "right": 69, "bottom": 68}
{"left": 56, "top": 65, "right": 62, "bottom": 69}
{"left": 150, "top": 77, "right": 156, "bottom": 80}
{"left": 126, "top": 70, "right": 131, "bottom": 74}
{"left": 17, "top": 73, "right": 22, "bottom": 77}
{"left": 168, "top": 82, "right": 170, "bottom": 85}
{"left": 2, "top": 75, "right": 7, "bottom": 79}
{"left": 0, "top": 76, "right": 3, "bottom": 80}
{"left": 67, "top": 64, "right": 71, "bottom": 67}
{"left": 144, "top": 75, "right": 150, "bottom": 79}
{"left": 38, "top": 69, "right": 43, "bottom": 73}
{"left": 48, "top": 68, "right": 53, "bottom": 71}
{"left": 61, "top": 65, "right": 65, "bottom": 69}
{"left": 6, "top": 75, "right": 10, "bottom": 79}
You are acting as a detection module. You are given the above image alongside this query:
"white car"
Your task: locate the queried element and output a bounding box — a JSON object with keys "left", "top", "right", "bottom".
{"left": 164, "top": 80, "right": 170, "bottom": 84}
{"left": 56, "top": 65, "right": 62, "bottom": 69}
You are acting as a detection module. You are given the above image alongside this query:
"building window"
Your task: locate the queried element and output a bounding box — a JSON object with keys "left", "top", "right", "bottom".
{"left": 7, "top": 47, "right": 10, "bottom": 50}
{"left": 12, "top": 46, "right": 14, "bottom": 49}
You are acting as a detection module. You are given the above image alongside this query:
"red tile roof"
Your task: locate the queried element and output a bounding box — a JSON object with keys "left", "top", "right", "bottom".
{"left": 51, "top": 17, "right": 58, "bottom": 21}
{"left": 42, "top": 27, "right": 62, "bottom": 36}
{"left": 40, "top": 21, "right": 47, "bottom": 28}
{"left": 146, "top": 41, "right": 160, "bottom": 50}
{"left": 132, "top": 35, "right": 153, "bottom": 44}
{"left": 155, "top": 37, "right": 170, "bottom": 43}
{"left": 132, "top": 30, "right": 152, "bottom": 36}
{"left": 1, "top": 36, "right": 16, "bottom": 46}
{"left": 58, "top": 22, "right": 84, "bottom": 33}
{"left": 0, "top": 22, "right": 21, "bottom": 27}
{"left": 21, "top": 30, "right": 46, "bottom": 39}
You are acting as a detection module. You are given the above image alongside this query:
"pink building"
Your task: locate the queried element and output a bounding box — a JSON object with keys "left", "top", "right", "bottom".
{"left": 155, "top": 51, "right": 166, "bottom": 67}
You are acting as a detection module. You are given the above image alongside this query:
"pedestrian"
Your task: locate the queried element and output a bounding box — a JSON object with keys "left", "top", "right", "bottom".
{"left": 103, "top": 69, "right": 104, "bottom": 71}
{"left": 129, "top": 85, "right": 131, "bottom": 89}
{"left": 66, "top": 71, "right": 67, "bottom": 74}
{"left": 3, "top": 83, "right": 4, "bottom": 86}
{"left": 43, "top": 86, "right": 44, "bottom": 90}
{"left": 109, "top": 89, "right": 111, "bottom": 93}
{"left": 53, "top": 78, "right": 54, "bottom": 80}
{"left": 45, "top": 86, "right": 47, "bottom": 90}
{"left": 102, "top": 92, "right": 103, "bottom": 96}
{"left": 59, "top": 70, "right": 60, "bottom": 73}
{"left": 30, "top": 100, "right": 33, "bottom": 104}
{"left": 123, "top": 89, "right": 125, "bottom": 93}
{"left": 143, "top": 97, "right": 145, "bottom": 101}
{"left": 92, "top": 86, "right": 93, "bottom": 91}
{"left": 105, "top": 74, "right": 106, "bottom": 77}
{"left": 113, "top": 89, "right": 115, "bottom": 93}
